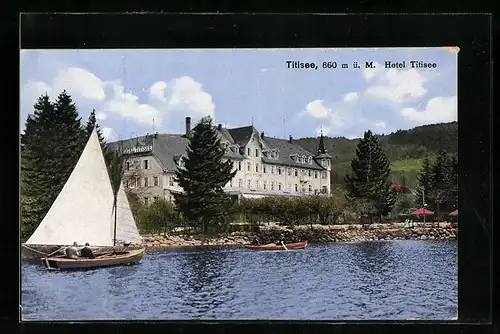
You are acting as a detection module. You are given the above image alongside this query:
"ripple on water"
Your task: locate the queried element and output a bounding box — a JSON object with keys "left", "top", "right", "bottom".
{"left": 21, "top": 240, "right": 457, "bottom": 321}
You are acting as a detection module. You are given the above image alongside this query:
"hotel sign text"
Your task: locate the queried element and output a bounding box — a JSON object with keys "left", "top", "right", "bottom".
{"left": 123, "top": 145, "right": 153, "bottom": 155}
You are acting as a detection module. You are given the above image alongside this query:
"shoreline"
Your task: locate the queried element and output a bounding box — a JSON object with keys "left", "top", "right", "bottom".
{"left": 142, "top": 222, "right": 457, "bottom": 250}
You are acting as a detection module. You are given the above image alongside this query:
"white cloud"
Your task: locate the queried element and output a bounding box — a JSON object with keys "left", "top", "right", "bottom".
{"left": 101, "top": 127, "right": 117, "bottom": 141}
{"left": 160, "top": 76, "right": 215, "bottom": 120}
{"left": 363, "top": 61, "right": 383, "bottom": 81}
{"left": 24, "top": 80, "right": 52, "bottom": 101}
{"left": 104, "top": 81, "right": 161, "bottom": 126}
{"left": 365, "top": 68, "right": 427, "bottom": 103}
{"left": 52, "top": 67, "right": 106, "bottom": 102}
{"left": 375, "top": 121, "right": 386, "bottom": 128}
{"left": 400, "top": 96, "right": 457, "bottom": 124}
{"left": 303, "top": 100, "right": 330, "bottom": 119}
{"left": 96, "top": 111, "right": 107, "bottom": 121}
{"left": 148, "top": 81, "right": 168, "bottom": 103}
{"left": 343, "top": 92, "right": 360, "bottom": 103}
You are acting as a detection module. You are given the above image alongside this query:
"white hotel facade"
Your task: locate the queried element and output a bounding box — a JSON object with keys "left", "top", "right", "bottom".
{"left": 109, "top": 117, "right": 332, "bottom": 205}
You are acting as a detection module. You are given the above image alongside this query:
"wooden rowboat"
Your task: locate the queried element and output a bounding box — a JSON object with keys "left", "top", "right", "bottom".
{"left": 40, "top": 248, "right": 145, "bottom": 270}
{"left": 244, "top": 241, "right": 308, "bottom": 251}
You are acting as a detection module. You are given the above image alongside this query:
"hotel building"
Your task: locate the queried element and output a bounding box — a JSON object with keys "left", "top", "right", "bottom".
{"left": 109, "top": 117, "right": 332, "bottom": 205}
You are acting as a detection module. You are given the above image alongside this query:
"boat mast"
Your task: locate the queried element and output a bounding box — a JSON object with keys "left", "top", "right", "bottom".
{"left": 113, "top": 196, "right": 117, "bottom": 246}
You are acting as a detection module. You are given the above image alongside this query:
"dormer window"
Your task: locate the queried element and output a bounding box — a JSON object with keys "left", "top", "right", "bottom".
{"left": 308, "top": 156, "right": 312, "bottom": 164}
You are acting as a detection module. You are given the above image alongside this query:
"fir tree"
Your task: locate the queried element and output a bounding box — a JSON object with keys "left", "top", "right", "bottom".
{"left": 20, "top": 91, "right": 84, "bottom": 240}
{"left": 174, "top": 116, "right": 237, "bottom": 232}
{"left": 428, "top": 150, "right": 457, "bottom": 217}
{"left": 84, "top": 109, "right": 112, "bottom": 166}
{"left": 344, "top": 130, "right": 393, "bottom": 222}
{"left": 415, "top": 156, "right": 434, "bottom": 207}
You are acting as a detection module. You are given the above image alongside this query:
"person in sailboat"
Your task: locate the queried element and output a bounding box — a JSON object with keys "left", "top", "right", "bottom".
{"left": 80, "top": 242, "right": 95, "bottom": 259}
{"left": 65, "top": 241, "right": 79, "bottom": 259}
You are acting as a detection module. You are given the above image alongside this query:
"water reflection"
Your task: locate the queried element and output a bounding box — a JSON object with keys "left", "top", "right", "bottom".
{"left": 174, "top": 247, "right": 231, "bottom": 317}
{"left": 350, "top": 241, "right": 396, "bottom": 275}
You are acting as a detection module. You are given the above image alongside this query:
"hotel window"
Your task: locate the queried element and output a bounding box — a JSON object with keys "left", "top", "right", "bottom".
{"left": 287, "top": 168, "right": 291, "bottom": 176}
{"left": 247, "top": 148, "right": 251, "bottom": 156}
{"left": 126, "top": 162, "right": 130, "bottom": 170}
{"left": 144, "top": 197, "right": 149, "bottom": 205}
{"left": 314, "top": 171, "right": 318, "bottom": 179}
{"left": 263, "top": 181, "right": 267, "bottom": 190}
{"left": 144, "top": 177, "right": 149, "bottom": 187}
{"left": 278, "top": 183, "right": 282, "bottom": 191}
{"left": 263, "top": 165, "right": 267, "bottom": 173}
{"left": 169, "top": 177, "right": 174, "bottom": 186}
{"left": 238, "top": 179, "right": 243, "bottom": 188}
{"left": 322, "top": 186, "right": 328, "bottom": 193}
{"left": 255, "top": 148, "right": 259, "bottom": 157}
{"left": 255, "top": 163, "right": 259, "bottom": 172}
{"left": 125, "top": 179, "right": 129, "bottom": 188}
{"left": 247, "top": 179, "right": 252, "bottom": 188}
{"left": 153, "top": 196, "right": 158, "bottom": 202}
{"left": 308, "top": 185, "right": 312, "bottom": 192}
{"left": 270, "top": 182, "right": 275, "bottom": 190}
{"left": 301, "top": 169, "right": 305, "bottom": 175}
{"left": 271, "top": 166, "right": 275, "bottom": 174}
{"left": 255, "top": 180, "right": 260, "bottom": 189}
{"left": 294, "top": 168, "right": 298, "bottom": 176}
{"left": 238, "top": 161, "right": 242, "bottom": 171}
{"left": 308, "top": 157, "right": 313, "bottom": 164}
{"left": 143, "top": 159, "right": 149, "bottom": 170}
{"left": 247, "top": 162, "right": 251, "bottom": 171}
{"left": 294, "top": 184, "right": 298, "bottom": 192}
{"left": 322, "top": 172, "right": 327, "bottom": 179}
{"left": 308, "top": 170, "right": 312, "bottom": 177}
{"left": 278, "top": 167, "right": 282, "bottom": 175}
{"left": 153, "top": 176, "right": 159, "bottom": 187}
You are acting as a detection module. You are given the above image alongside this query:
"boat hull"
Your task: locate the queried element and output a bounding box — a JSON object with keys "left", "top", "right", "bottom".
{"left": 244, "top": 241, "right": 308, "bottom": 251}
{"left": 40, "top": 248, "right": 145, "bottom": 270}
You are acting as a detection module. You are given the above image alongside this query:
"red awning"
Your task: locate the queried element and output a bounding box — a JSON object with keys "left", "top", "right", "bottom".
{"left": 410, "top": 208, "right": 434, "bottom": 215}
{"left": 449, "top": 209, "right": 458, "bottom": 216}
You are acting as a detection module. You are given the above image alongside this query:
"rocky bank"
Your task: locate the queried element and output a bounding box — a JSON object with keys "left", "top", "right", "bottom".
{"left": 142, "top": 222, "right": 457, "bottom": 249}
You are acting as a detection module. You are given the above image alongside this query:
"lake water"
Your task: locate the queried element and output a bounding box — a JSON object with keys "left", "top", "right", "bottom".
{"left": 21, "top": 240, "right": 457, "bottom": 321}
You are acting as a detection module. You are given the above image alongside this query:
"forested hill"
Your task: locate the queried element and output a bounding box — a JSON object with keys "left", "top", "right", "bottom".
{"left": 295, "top": 122, "right": 458, "bottom": 188}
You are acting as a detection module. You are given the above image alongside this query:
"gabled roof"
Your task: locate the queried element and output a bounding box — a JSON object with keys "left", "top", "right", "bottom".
{"left": 261, "top": 136, "right": 325, "bottom": 170}
{"left": 227, "top": 126, "right": 258, "bottom": 146}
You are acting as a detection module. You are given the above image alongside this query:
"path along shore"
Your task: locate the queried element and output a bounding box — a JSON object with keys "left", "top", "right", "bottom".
{"left": 142, "top": 222, "right": 458, "bottom": 249}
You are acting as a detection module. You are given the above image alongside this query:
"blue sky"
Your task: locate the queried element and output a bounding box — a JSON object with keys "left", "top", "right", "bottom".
{"left": 20, "top": 47, "right": 457, "bottom": 141}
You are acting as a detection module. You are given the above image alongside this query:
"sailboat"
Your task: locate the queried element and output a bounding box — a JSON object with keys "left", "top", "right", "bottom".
{"left": 21, "top": 128, "right": 145, "bottom": 269}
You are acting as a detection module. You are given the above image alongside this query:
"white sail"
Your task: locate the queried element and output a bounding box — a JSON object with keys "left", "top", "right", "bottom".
{"left": 111, "top": 182, "right": 142, "bottom": 245}
{"left": 26, "top": 129, "right": 115, "bottom": 247}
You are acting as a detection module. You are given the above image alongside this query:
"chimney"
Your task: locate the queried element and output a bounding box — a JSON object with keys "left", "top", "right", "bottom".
{"left": 185, "top": 117, "right": 191, "bottom": 135}
{"left": 289, "top": 135, "right": 293, "bottom": 143}
{"left": 261, "top": 132, "right": 265, "bottom": 139}
{"left": 218, "top": 124, "right": 222, "bottom": 131}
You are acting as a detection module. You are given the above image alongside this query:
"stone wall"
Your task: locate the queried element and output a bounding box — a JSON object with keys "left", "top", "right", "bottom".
{"left": 141, "top": 222, "right": 457, "bottom": 249}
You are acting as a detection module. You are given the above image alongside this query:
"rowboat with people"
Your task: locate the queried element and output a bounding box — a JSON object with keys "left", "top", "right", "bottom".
{"left": 244, "top": 241, "right": 308, "bottom": 251}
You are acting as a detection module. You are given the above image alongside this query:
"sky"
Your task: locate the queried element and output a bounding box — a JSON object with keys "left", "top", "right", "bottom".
{"left": 20, "top": 47, "right": 458, "bottom": 142}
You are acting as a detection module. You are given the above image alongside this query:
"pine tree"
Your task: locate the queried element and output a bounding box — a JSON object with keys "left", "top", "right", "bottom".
{"left": 84, "top": 109, "right": 112, "bottom": 166}
{"left": 415, "top": 156, "right": 434, "bottom": 207}
{"left": 20, "top": 91, "right": 84, "bottom": 240}
{"left": 428, "top": 150, "right": 457, "bottom": 217}
{"left": 174, "top": 116, "right": 237, "bottom": 232}
{"left": 344, "top": 130, "right": 393, "bottom": 222}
